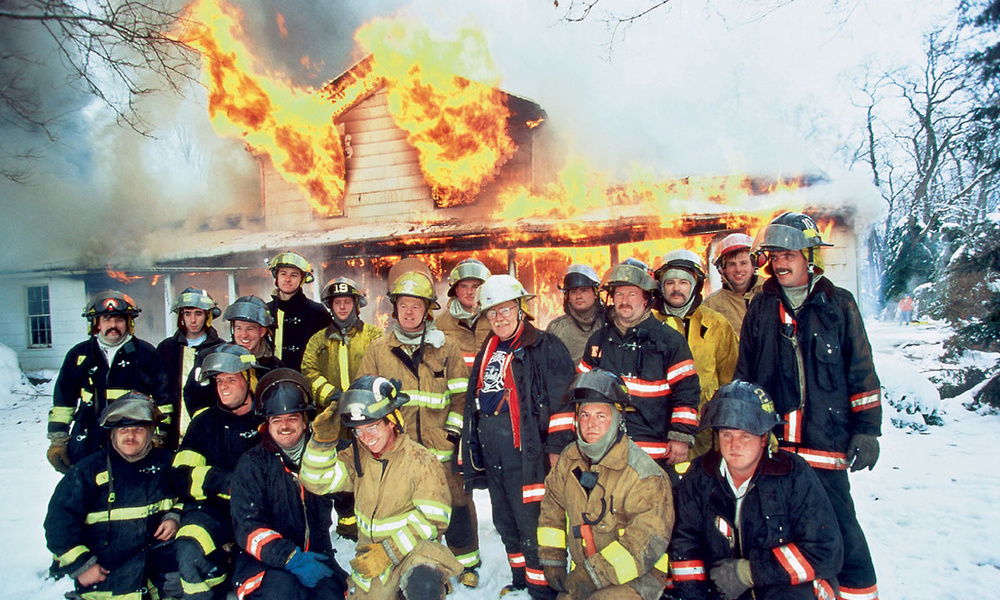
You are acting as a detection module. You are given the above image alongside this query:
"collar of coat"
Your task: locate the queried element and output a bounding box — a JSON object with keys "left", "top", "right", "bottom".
{"left": 699, "top": 447, "right": 794, "bottom": 481}
{"left": 171, "top": 326, "right": 221, "bottom": 347}
{"left": 721, "top": 273, "right": 763, "bottom": 298}
{"left": 271, "top": 288, "right": 308, "bottom": 308}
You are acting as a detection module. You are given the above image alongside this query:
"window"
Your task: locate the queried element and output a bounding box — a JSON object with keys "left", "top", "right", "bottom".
{"left": 27, "top": 285, "right": 51, "bottom": 348}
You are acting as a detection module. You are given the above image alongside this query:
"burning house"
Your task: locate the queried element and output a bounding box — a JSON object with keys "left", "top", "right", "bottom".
{"left": 0, "top": 18, "right": 870, "bottom": 371}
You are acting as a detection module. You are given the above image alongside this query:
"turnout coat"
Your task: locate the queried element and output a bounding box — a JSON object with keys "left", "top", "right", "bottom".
{"left": 267, "top": 289, "right": 331, "bottom": 372}
{"left": 461, "top": 322, "right": 576, "bottom": 496}
{"left": 45, "top": 446, "right": 179, "bottom": 597}
{"left": 435, "top": 299, "right": 492, "bottom": 368}
{"left": 301, "top": 320, "right": 384, "bottom": 410}
{"left": 579, "top": 314, "right": 701, "bottom": 460}
{"left": 155, "top": 327, "right": 224, "bottom": 446}
{"left": 669, "top": 449, "right": 843, "bottom": 600}
{"left": 230, "top": 432, "right": 340, "bottom": 596}
{"left": 735, "top": 276, "right": 881, "bottom": 469}
{"left": 49, "top": 336, "right": 172, "bottom": 463}
{"left": 300, "top": 432, "right": 462, "bottom": 596}
{"left": 703, "top": 275, "right": 766, "bottom": 340}
{"left": 537, "top": 436, "right": 673, "bottom": 600}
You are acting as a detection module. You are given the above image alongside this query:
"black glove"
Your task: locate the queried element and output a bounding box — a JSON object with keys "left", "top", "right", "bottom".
{"left": 710, "top": 559, "right": 752, "bottom": 600}
{"left": 847, "top": 433, "right": 880, "bottom": 472}
{"left": 564, "top": 566, "right": 597, "bottom": 599}
{"left": 543, "top": 564, "right": 568, "bottom": 592}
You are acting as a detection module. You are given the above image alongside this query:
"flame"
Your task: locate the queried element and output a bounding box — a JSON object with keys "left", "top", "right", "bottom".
{"left": 106, "top": 269, "right": 142, "bottom": 284}
{"left": 355, "top": 18, "right": 515, "bottom": 207}
{"left": 175, "top": 0, "right": 346, "bottom": 216}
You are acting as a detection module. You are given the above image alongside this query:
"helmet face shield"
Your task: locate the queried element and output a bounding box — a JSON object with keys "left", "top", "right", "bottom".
{"left": 560, "top": 264, "right": 601, "bottom": 291}
{"left": 172, "top": 288, "right": 221, "bottom": 318}
{"left": 268, "top": 252, "right": 314, "bottom": 283}
{"left": 256, "top": 368, "right": 316, "bottom": 418}
{"left": 100, "top": 392, "right": 162, "bottom": 428}
{"left": 199, "top": 344, "right": 257, "bottom": 382}
{"left": 224, "top": 296, "right": 274, "bottom": 328}
{"left": 701, "top": 381, "right": 784, "bottom": 436}
{"left": 601, "top": 262, "right": 656, "bottom": 293}
{"left": 338, "top": 376, "right": 409, "bottom": 427}
{"left": 448, "top": 259, "right": 491, "bottom": 296}
{"left": 322, "top": 277, "right": 368, "bottom": 309}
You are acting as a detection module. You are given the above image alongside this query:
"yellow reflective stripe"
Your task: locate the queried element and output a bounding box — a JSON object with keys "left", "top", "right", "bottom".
{"left": 301, "top": 446, "right": 349, "bottom": 494}
{"left": 537, "top": 526, "right": 567, "bottom": 549}
{"left": 653, "top": 552, "right": 670, "bottom": 573}
{"left": 181, "top": 571, "right": 227, "bottom": 594}
{"left": 172, "top": 449, "right": 207, "bottom": 468}
{"left": 448, "top": 377, "right": 468, "bottom": 394}
{"left": 106, "top": 389, "right": 128, "bottom": 400}
{"left": 49, "top": 406, "right": 75, "bottom": 424}
{"left": 338, "top": 343, "right": 350, "bottom": 391}
{"left": 177, "top": 523, "right": 217, "bottom": 555}
{"left": 413, "top": 498, "right": 452, "bottom": 526}
{"left": 159, "top": 403, "right": 175, "bottom": 414}
{"left": 55, "top": 544, "right": 89, "bottom": 567}
{"left": 392, "top": 525, "right": 418, "bottom": 555}
{"left": 427, "top": 447, "right": 455, "bottom": 462}
{"left": 274, "top": 310, "right": 284, "bottom": 360}
{"left": 75, "top": 591, "right": 143, "bottom": 600}
{"left": 454, "top": 549, "right": 481, "bottom": 567}
{"left": 189, "top": 466, "right": 210, "bottom": 500}
{"left": 599, "top": 541, "right": 639, "bottom": 584}
{"left": 85, "top": 498, "right": 175, "bottom": 524}
{"left": 445, "top": 411, "right": 463, "bottom": 431}
{"left": 401, "top": 390, "right": 449, "bottom": 409}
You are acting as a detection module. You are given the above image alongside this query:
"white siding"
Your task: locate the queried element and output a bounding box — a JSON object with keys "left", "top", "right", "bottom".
{"left": 0, "top": 276, "right": 87, "bottom": 372}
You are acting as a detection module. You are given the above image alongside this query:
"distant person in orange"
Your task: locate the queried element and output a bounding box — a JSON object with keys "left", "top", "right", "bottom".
{"left": 898, "top": 294, "right": 915, "bottom": 326}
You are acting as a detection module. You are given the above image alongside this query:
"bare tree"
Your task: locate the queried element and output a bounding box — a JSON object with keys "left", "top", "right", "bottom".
{"left": 0, "top": 0, "right": 196, "bottom": 181}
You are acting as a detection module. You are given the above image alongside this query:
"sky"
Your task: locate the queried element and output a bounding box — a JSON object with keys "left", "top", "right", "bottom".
{"left": 0, "top": 0, "right": 964, "bottom": 270}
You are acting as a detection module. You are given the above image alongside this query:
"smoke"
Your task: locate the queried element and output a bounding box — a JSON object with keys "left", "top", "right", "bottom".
{"left": 0, "top": 0, "right": 949, "bottom": 271}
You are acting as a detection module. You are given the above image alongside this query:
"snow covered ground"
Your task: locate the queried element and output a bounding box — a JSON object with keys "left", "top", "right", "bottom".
{"left": 3, "top": 320, "right": 999, "bottom": 599}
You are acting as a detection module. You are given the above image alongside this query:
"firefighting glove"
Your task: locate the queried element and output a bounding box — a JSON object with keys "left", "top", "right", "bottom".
{"left": 847, "top": 433, "right": 879, "bottom": 472}
{"left": 350, "top": 541, "right": 398, "bottom": 579}
{"left": 47, "top": 436, "right": 72, "bottom": 474}
{"left": 310, "top": 403, "right": 341, "bottom": 444}
{"left": 286, "top": 549, "right": 334, "bottom": 588}
{"left": 543, "top": 565, "right": 568, "bottom": 592}
{"left": 710, "top": 558, "right": 753, "bottom": 600}
{"left": 564, "top": 566, "right": 598, "bottom": 599}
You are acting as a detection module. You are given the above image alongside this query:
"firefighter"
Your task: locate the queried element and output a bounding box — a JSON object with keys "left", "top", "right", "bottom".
{"left": 230, "top": 368, "right": 349, "bottom": 599}
{"left": 546, "top": 264, "right": 605, "bottom": 365}
{"left": 461, "top": 274, "right": 576, "bottom": 599}
{"left": 156, "top": 287, "right": 225, "bottom": 446}
{"left": 183, "top": 295, "right": 282, "bottom": 419}
{"left": 48, "top": 290, "right": 173, "bottom": 472}
{"left": 578, "top": 259, "right": 701, "bottom": 473}
{"left": 703, "top": 233, "right": 765, "bottom": 339}
{"left": 654, "top": 249, "right": 738, "bottom": 460}
{"left": 668, "top": 381, "right": 843, "bottom": 600}
{"left": 300, "top": 376, "right": 463, "bottom": 599}
{"left": 45, "top": 392, "right": 181, "bottom": 600}
{"left": 172, "top": 344, "right": 264, "bottom": 600}
{"left": 735, "top": 211, "right": 881, "bottom": 600}
{"left": 302, "top": 277, "right": 384, "bottom": 409}
{"left": 537, "top": 369, "right": 673, "bottom": 600}
{"left": 357, "top": 260, "right": 481, "bottom": 587}
{"left": 435, "top": 258, "right": 492, "bottom": 368}
{"left": 266, "top": 251, "right": 332, "bottom": 371}
{"left": 301, "top": 277, "right": 384, "bottom": 541}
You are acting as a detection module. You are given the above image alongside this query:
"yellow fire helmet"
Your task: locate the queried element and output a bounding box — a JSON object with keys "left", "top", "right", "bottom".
{"left": 388, "top": 271, "right": 442, "bottom": 310}
{"left": 268, "top": 251, "right": 314, "bottom": 284}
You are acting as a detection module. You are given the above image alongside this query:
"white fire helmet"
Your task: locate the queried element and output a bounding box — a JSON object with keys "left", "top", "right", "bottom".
{"left": 477, "top": 274, "right": 535, "bottom": 313}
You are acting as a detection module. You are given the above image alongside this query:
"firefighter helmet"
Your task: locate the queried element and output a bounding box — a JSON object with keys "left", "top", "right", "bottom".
{"left": 198, "top": 344, "right": 257, "bottom": 383}
{"left": 559, "top": 264, "right": 601, "bottom": 291}
{"left": 388, "top": 271, "right": 441, "bottom": 311}
{"left": 701, "top": 380, "right": 784, "bottom": 436}
{"left": 477, "top": 274, "right": 535, "bottom": 313}
{"left": 224, "top": 295, "right": 274, "bottom": 328}
{"left": 83, "top": 290, "right": 141, "bottom": 319}
{"left": 255, "top": 368, "right": 316, "bottom": 418}
{"left": 338, "top": 376, "right": 409, "bottom": 427}
{"left": 655, "top": 249, "right": 707, "bottom": 282}
{"left": 268, "top": 251, "right": 314, "bottom": 284}
{"left": 387, "top": 258, "right": 434, "bottom": 295}
{"left": 601, "top": 259, "right": 657, "bottom": 293}
{"left": 100, "top": 391, "right": 163, "bottom": 428}
{"left": 713, "top": 233, "right": 755, "bottom": 270}
{"left": 565, "top": 369, "right": 632, "bottom": 408}
{"left": 171, "top": 287, "right": 222, "bottom": 319}
{"left": 447, "top": 259, "right": 491, "bottom": 296}
{"left": 753, "top": 212, "right": 833, "bottom": 254}
{"left": 322, "top": 277, "right": 368, "bottom": 309}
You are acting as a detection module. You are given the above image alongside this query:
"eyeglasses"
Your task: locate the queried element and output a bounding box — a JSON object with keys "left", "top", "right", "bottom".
{"left": 485, "top": 306, "right": 517, "bottom": 321}
{"left": 351, "top": 423, "right": 382, "bottom": 438}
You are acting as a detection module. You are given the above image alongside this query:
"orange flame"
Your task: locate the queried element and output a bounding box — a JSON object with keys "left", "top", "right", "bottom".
{"left": 175, "top": 0, "right": 346, "bottom": 216}
{"left": 106, "top": 269, "right": 142, "bottom": 284}
{"left": 355, "top": 18, "right": 515, "bottom": 207}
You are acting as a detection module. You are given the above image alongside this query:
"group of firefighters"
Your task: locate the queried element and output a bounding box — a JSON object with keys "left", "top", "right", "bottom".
{"left": 43, "top": 211, "right": 882, "bottom": 600}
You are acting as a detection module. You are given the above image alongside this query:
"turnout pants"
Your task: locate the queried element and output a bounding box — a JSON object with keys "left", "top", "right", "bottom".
{"left": 443, "top": 465, "right": 480, "bottom": 570}
{"left": 240, "top": 567, "right": 347, "bottom": 600}
{"left": 478, "top": 413, "right": 556, "bottom": 600}
{"left": 814, "top": 468, "right": 878, "bottom": 600}
{"left": 176, "top": 507, "right": 236, "bottom": 600}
